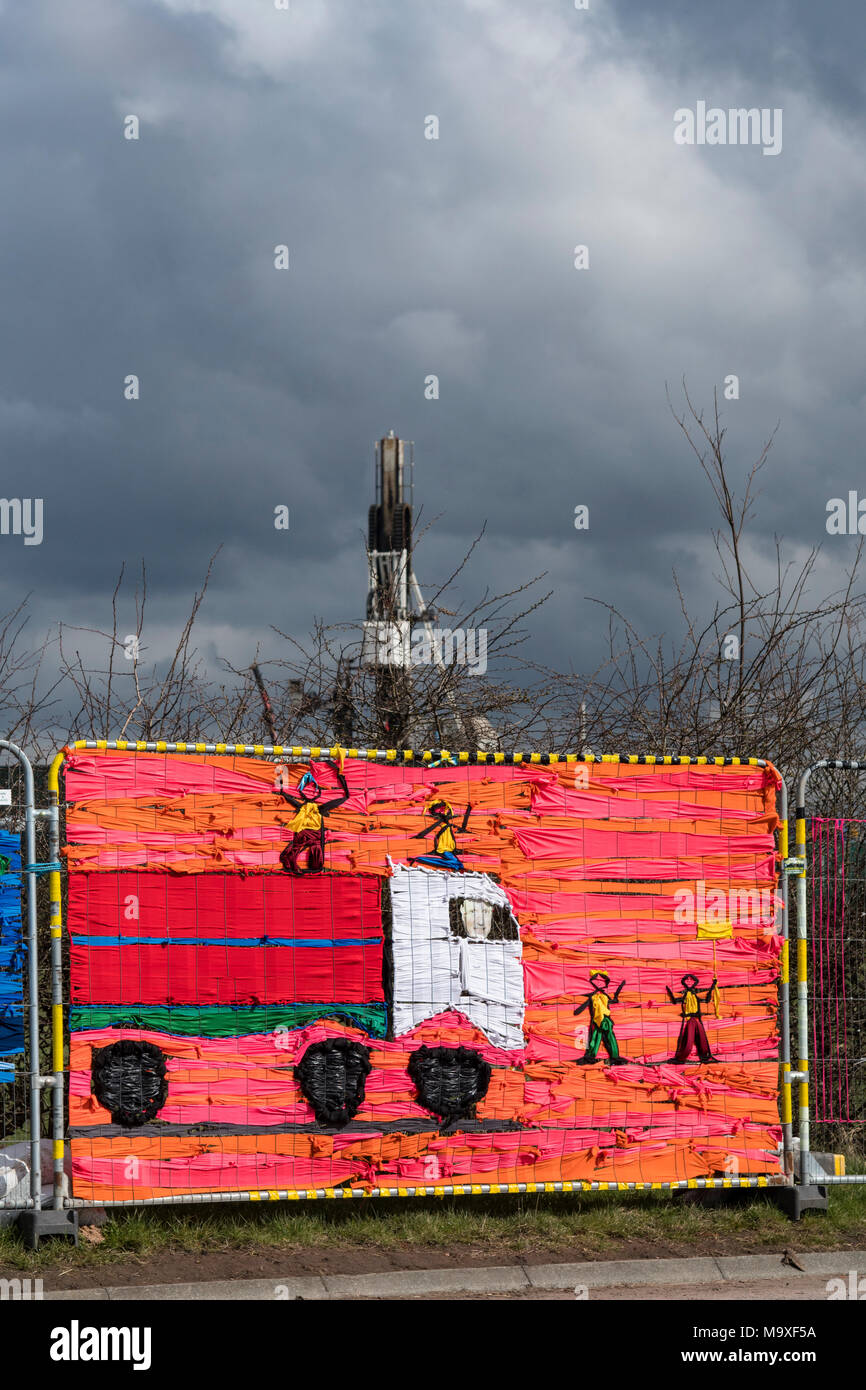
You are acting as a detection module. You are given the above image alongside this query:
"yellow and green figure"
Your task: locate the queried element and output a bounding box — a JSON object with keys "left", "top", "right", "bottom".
{"left": 409, "top": 798, "right": 472, "bottom": 871}
{"left": 574, "top": 972, "right": 626, "bottom": 1065}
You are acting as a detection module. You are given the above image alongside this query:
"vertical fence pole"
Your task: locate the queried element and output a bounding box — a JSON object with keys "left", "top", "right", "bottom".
{"left": 776, "top": 776, "right": 794, "bottom": 1180}
{"left": 47, "top": 752, "right": 66, "bottom": 1208}
{"left": 795, "top": 773, "right": 811, "bottom": 1168}
{"left": 0, "top": 741, "right": 42, "bottom": 1207}
{"left": 22, "top": 755, "right": 41, "bottom": 1209}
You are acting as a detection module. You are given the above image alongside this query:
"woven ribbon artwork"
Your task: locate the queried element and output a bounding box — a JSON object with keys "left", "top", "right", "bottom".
{"left": 64, "top": 750, "right": 783, "bottom": 1198}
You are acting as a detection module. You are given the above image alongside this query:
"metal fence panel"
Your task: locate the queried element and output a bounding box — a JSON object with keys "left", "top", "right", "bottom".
{"left": 809, "top": 817, "right": 866, "bottom": 1123}
{"left": 796, "top": 759, "right": 866, "bottom": 1182}
{"left": 0, "top": 742, "right": 55, "bottom": 1210}
{"left": 57, "top": 741, "right": 790, "bottom": 1205}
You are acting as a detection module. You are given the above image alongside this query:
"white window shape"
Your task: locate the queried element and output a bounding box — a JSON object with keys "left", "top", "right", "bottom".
{"left": 388, "top": 862, "right": 525, "bottom": 1049}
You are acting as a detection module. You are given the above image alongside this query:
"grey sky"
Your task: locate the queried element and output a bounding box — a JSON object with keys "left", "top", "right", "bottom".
{"left": 0, "top": 0, "right": 863, "bottom": 698}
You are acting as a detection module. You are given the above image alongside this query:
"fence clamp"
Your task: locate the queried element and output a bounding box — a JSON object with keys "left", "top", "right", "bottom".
{"left": 782, "top": 856, "right": 806, "bottom": 874}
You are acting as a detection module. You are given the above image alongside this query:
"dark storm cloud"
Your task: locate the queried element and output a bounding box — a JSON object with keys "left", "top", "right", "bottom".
{"left": 612, "top": 0, "right": 866, "bottom": 117}
{"left": 0, "top": 0, "right": 863, "bottom": 699}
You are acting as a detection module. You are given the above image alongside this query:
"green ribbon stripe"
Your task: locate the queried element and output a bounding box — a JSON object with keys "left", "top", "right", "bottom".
{"left": 70, "top": 1003, "right": 388, "bottom": 1039}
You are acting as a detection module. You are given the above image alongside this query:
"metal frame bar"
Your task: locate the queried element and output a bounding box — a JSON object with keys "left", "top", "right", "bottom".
{"left": 88, "top": 1175, "right": 785, "bottom": 1207}
{"left": 776, "top": 775, "right": 794, "bottom": 1179}
{"left": 47, "top": 752, "right": 66, "bottom": 1208}
{"left": 67, "top": 740, "right": 772, "bottom": 765}
{"left": 0, "top": 740, "right": 49, "bottom": 1210}
{"left": 54, "top": 741, "right": 790, "bottom": 1206}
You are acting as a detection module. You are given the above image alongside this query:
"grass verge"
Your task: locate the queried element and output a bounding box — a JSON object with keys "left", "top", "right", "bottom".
{"left": 1, "top": 1184, "right": 865, "bottom": 1275}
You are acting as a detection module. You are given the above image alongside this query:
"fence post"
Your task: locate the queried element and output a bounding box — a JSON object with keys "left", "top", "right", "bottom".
{"left": 0, "top": 740, "right": 42, "bottom": 1208}
{"left": 47, "top": 752, "right": 66, "bottom": 1209}
{"left": 793, "top": 775, "right": 810, "bottom": 1168}
{"left": 775, "top": 773, "right": 794, "bottom": 1181}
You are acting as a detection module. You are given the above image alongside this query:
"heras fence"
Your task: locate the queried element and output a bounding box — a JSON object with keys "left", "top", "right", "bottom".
{"left": 0, "top": 742, "right": 55, "bottom": 1217}
{"left": 3, "top": 740, "right": 832, "bottom": 1231}
{"left": 795, "top": 759, "right": 866, "bottom": 1183}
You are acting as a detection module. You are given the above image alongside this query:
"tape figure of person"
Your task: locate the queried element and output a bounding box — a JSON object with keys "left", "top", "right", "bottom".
{"left": 277, "top": 760, "right": 350, "bottom": 874}
{"left": 573, "top": 971, "right": 627, "bottom": 1065}
{"left": 666, "top": 973, "right": 719, "bottom": 1063}
{"left": 409, "top": 798, "right": 472, "bottom": 871}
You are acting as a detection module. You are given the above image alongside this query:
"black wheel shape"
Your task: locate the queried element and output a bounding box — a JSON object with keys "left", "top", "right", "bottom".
{"left": 91, "top": 1040, "right": 168, "bottom": 1128}
{"left": 408, "top": 1045, "right": 492, "bottom": 1125}
{"left": 296, "top": 1038, "right": 373, "bottom": 1127}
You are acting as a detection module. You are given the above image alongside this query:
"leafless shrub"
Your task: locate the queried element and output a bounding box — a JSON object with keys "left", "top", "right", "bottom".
{"left": 551, "top": 382, "right": 866, "bottom": 787}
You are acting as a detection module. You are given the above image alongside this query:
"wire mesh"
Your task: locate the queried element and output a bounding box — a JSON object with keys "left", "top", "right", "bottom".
{"left": 808, "top": 815, "right": 866, "bottom": 1124}
{"left": 0, "top": 756, "right": 52, "bottom": 1207}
